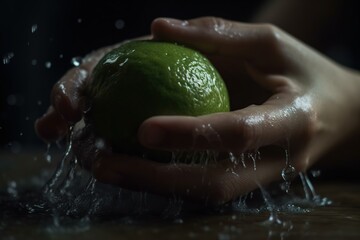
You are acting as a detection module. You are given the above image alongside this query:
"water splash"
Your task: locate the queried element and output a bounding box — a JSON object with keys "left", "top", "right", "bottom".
{"left": 1, "top": 115, "right": 330, "bottom": 237}
{"left": 299, "top": 172, "right": 332, "bottom": 206}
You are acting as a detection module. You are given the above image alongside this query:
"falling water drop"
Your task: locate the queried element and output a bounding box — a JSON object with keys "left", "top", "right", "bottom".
{"left": 31, "top": 24, "right": 38, "bottom": 33}
{"left": 45, "top": 61, "right": 52, "bottom": 68}
{"left": 281, "top": 165, "right": 296, "bottom": 182}
{"left": 31, "top": 59, "right": 37, "bottom": 66}
{"left": 281, "top": 149, "right": 297, "bottom": 193}
{"left": 247, "top": 151, "right": 260, "bottom": 171}
{"left": 94, "top": 138, "right": 105, "bottom": 150}
{"left": 45, "top": 143, "right": 52, "bottom": 163}
{"left": 3, "top": 52, "right": 14, "bottom": 64}
{"left": 114, "top": 19, "right": 125, "bottom": 30}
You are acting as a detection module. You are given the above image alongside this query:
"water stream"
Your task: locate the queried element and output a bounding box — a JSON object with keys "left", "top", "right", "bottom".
{"left": 0, "top": 121, "right": 336, "bottom": 238}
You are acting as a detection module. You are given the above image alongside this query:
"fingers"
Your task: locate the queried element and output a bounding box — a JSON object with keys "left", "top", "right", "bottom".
{"left": 139, "top": 94, "right": 314, "bottom": 153}
{"left": 35, "top": 106, "right": 69, "bottom": 141}
{"left": 35, "top": 67, "right": 88, "bottom": 141}
{"left": 35, "top": 39, "right": 152, "bottom": 142}
{"left": 151, "top": 17, "right": 305, "bottom": 75}
{"left": 90, "top": 151, "right": 284, "bottom": 204}
{"left": 152, "top": 17, "right": 281, "bottom": 60}
{"left": 51, "top": 67, "right": 88, "bottom": 123}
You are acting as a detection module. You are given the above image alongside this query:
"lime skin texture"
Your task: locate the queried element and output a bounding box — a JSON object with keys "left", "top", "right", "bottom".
{"left": 86, "top": 40, "right": 230, "bottom": 159}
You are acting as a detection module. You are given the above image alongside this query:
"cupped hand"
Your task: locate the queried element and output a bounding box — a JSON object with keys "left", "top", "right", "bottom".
{"left": 35, "top": 17, "right": 360, "bottom": 205}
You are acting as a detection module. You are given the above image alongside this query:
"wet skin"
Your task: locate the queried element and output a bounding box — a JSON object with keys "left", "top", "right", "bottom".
{"left": 35, "top": 17, "right": 360, "bottom": 205}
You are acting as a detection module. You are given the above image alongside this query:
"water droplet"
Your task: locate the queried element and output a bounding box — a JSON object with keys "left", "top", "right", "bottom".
{"left": 114, "top": 19, "right": 125, "bottom": 30}
{"left": 247, "top": 151, "right": 260, "bottom": 171}
{"left": 77, "top": 18, "right": 82, "bottom": 23}
{"left": 7, "top": 94, "right": 24, "bottom": 106}
{"left": 281, "top": 165, "right": 296, "bottom": 182}
{"left": 44, "top": 143, "right": 52, "bottom": 163}
{"left": 281, "top": 147, "right": 297, "bottom": 193}
{"left": 71, "top": 56, "right": 82, "bottom": 67}
{"left": 281, "top": 165, "right": 296, "bottom": 193}
{"left": 59, "top": 54, "right": 64, "bottom": 59}
{"left": 265, "top": 211, "right": 283, "bottom": 226}
{"left": 311, "top": 170, "right": 321, "bottom": 178}
{"left": 31, "top": 59, "right": 37, "bottom": 66}
{"left": 45, "top": 61, "right": 52, "bottom": 68}
{"left": 46, "top": 154, "right": 52, "bottom": 163}
{"left": 3, "top": 52, "right": 14, "bottom": 64}
{"left": 19, "top": 132, "right": 23, "bottom": 136}
{"left": 95, "top": 138, "right": 105, "bottom": 150}
{"left": 31, "top": 24, "right": 38, "bottom": 33}
{"left": 7, "top": 181, "right": 18, "bottom": 198}
{"left": 25, "top": 116, "right": 30, "bottom": 120}
{"left": 37, "top": 100, "right": 42, "bottom": 106}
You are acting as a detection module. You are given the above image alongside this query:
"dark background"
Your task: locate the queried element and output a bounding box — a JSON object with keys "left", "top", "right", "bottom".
{"left": 0, "top": 0, "right": 359, "bottom": 155}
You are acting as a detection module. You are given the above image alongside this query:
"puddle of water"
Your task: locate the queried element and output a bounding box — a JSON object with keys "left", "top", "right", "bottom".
{"left": 0, "top": 123, "right": 359, "bottom": 239}
{"left": 1, "top": 146, "right": 359, "bottom": 240}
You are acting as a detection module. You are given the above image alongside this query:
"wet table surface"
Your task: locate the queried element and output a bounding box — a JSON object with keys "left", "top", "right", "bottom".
{"left": 1, "top": 151, "right": 359, "bottom": 240}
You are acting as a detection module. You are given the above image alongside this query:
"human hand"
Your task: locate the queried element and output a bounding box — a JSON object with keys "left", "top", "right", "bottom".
{"left": 34, "top": 37, "right": 150, "bottom": 141}
{"left": 36, "top": 17, "right": 360, "bottom": 205}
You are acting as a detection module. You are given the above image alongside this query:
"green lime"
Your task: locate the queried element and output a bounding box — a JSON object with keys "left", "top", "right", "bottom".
{"left": 86, "top": 40, "right": 230, "bottom": 159}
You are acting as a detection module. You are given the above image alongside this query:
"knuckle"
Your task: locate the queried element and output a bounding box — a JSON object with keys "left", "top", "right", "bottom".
{"left": 257, "top": 23, "right": 284, "bottom": 50}
{"left": 232, "top": 116, "right": 257, "bottom": 151}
